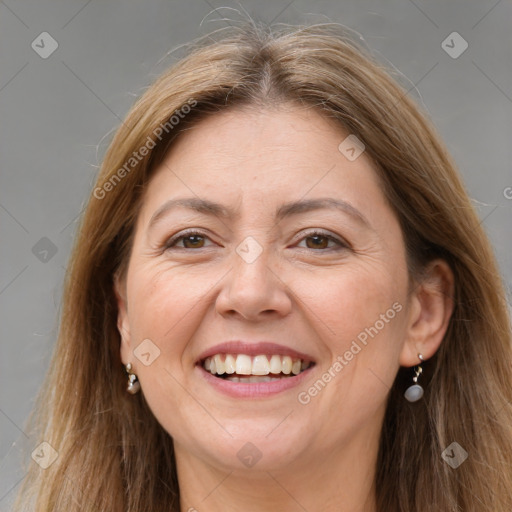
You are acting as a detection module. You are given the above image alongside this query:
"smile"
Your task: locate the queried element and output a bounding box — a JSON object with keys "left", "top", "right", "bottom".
{"left": 202, "top": 354, "right": 312, "bottom": 382}
{"left": 195, "top": 341, "right": 316, "bottom": 397}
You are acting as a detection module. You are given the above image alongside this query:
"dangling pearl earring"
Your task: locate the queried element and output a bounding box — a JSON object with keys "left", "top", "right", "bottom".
{"left": 404, "top": 354, "right": 424, "bottom": 402}
{"left": 125, "top": 363, "right": 141, "bottom": 394}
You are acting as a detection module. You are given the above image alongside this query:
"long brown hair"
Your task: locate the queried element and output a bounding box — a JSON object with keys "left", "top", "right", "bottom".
{"left": 14, "top": 21, "right": 512, "bottom": 511}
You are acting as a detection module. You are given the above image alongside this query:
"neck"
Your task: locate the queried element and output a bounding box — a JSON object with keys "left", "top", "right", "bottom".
{"left": 175, "top": 426, "right": 379, "bottom": 512}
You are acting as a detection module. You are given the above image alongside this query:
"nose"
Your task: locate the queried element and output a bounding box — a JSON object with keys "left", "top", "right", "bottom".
{"left": 215, "top": 245, "right": 293, "bottom": 322}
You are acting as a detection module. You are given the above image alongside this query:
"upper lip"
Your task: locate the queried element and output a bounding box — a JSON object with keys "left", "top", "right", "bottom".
{"left": 196, "top": 341, "right": 316, "bottom": 364}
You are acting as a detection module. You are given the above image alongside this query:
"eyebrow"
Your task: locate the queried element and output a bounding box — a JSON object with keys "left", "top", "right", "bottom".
{"left": 148, "top": 197, "right": 371, "bottom": 229}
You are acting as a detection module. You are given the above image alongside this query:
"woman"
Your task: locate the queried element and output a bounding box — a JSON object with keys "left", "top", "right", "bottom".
{"left": 15, "top": 21, "right": 512, "bottom": 511}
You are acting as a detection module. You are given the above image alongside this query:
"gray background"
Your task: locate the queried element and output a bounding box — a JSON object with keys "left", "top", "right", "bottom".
{"left": 1, "top": 0, "right": 511, "bottom": 506}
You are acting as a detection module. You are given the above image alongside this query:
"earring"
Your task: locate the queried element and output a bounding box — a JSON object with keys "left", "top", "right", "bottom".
{"left": 404, "top": 354, "right": 424, "bottom": 402}
{"left": 125, "top": 363, "right": 141, "bottom": 394}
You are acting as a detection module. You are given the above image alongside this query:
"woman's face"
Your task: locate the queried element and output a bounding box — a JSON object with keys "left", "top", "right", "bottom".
{"left": 116, "top": 106, "right": 416, "bottom": 473}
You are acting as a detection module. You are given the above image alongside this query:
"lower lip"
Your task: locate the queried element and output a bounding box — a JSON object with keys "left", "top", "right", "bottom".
{"left": 196, "top": 365, "right": 314, "bottom": 398}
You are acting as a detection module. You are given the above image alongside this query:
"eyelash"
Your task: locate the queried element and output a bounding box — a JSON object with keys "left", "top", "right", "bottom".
{"left": 164, "top": 229, "right": 349, "bottom": 251}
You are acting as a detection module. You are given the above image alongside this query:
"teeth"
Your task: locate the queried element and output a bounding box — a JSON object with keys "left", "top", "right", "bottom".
{"left": 202, "top": 353, "right": 312, "bottom": 377}
{"left": 269, "top": 355, "right": 282, "bottom": 374}
{"left": 282, "top": 356, "right": 292, "bottom": 375}
{"left": 252, "top": 355, "right": 270, "bottom": 375}
{"left": 224, "top": 354, "right": 236, "bottom": 374}
{"left": 225, "top": 375, "right": 285, "bottom": 383}
{"left": 235, "top": 354, "right": 252, "bottom": 375}
{"left": 213, "top": 354, "right": 225, "bottom": 375}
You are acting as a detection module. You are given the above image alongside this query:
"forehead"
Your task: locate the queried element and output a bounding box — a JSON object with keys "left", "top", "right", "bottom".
{"left": 162, "top": 106, "right": 356, "bottom": 173}
{"left": 138, "top": 107, "right": 387, "bottom": 224}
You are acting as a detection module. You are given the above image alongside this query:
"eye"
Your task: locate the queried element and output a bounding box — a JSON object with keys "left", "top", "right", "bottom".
{"left": 296, "top": 231, "right": 348, "bottom": 251}
{"left": 164, "top": 230, "right": 214, "bottom": 250}
{"left": 163, "top": 229, "right": 348, "bottom": 251}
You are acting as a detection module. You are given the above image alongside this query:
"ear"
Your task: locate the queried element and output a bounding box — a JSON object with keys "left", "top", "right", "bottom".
{"left": 113, "top": 271, "right": 132, "bottom": 366}
{"left": 399, "top": 259, "right": 454, "bottom": 366}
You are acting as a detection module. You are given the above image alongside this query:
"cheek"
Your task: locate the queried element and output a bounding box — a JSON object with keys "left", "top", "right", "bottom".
{"left": 307, "top": 264, "right": 405, "bottom": 347}
{"left": 123, "top": 268, "right": 205, "bottom": 425}
{"left": 298, "top": 262, "right": 408, "bottom": 409}
{"left": 127, "top": 265, "right": 208, "bottom": 338}
{"left": 293, "top": 267, "right": 406, "bottom": 428}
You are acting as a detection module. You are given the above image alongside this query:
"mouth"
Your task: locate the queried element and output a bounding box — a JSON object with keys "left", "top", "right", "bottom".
{"left": 200, "top": 353, "right": 314, "bottom": 383}
{"left": 195, "top": 341, "right": 316, "bottom": 398}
